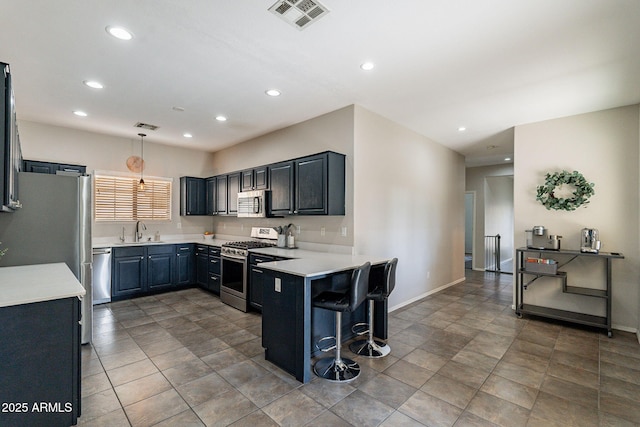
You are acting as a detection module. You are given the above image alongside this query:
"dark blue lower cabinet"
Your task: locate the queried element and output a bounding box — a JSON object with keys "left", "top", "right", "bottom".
{"left": 112, "top": 244, "right": 197, "bottom": 300}
{"left": 175, "top": 244, "right": 195, "bottom": 287}
{"left": 112, "top": 247, "right": 146, "bottom": 299}
{"left": 0, "top": 297, "right": 80, "bottom": 427}
{"left": 262, "top": 271, "right": 303, "bottom": 379}
{"left": 147, "top": 245, "right": 174, "bottom": 291}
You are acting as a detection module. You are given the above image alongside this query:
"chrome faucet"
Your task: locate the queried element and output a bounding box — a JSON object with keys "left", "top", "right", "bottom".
{"left": 134, "top": 221, "right": 147, "bottom": 242}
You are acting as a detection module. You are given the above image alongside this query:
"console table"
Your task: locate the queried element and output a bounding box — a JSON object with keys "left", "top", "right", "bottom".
{"left": 515, "top": 248, "right": 624, "bottom": 337}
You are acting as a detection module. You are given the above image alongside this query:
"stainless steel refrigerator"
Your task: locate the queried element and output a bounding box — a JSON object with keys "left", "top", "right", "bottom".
{"left": 0, "top": 171, "right": 92, "bottom": 344}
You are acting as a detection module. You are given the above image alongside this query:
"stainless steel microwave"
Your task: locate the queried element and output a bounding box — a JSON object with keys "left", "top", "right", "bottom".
{"left": 237, "top": 190, "right": 269, "bottom": 218}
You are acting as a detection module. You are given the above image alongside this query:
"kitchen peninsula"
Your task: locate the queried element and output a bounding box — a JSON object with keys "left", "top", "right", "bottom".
{"left": 256, "top": 252, "right": 392, "bottom": 383}
{"left": 0, "top": 263, "right": 85, "bottom": 427}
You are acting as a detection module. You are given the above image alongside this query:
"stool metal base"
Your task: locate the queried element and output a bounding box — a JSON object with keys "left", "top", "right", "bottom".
{"left": 349, "top": 338, "right": 391, "bottom": 358}
{"left": 313, "top": 357, "right": 361, "bottom": 382}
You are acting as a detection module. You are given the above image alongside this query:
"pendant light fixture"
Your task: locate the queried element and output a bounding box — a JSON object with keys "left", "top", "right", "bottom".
{"left": 138, "top": 133, "right": 146, "bottom": 190}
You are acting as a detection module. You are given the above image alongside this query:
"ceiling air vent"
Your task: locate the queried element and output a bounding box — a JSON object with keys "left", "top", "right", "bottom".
{"left": 134, "top": 122, "right": 159, "bottom": 131}
{"left": 268, "top": 0, "right": 329, "bottom": 30}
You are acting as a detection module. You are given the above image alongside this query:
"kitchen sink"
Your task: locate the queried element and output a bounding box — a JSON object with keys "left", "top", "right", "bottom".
{"left": 113, "top": 240, "right": 165, "bottom": 246}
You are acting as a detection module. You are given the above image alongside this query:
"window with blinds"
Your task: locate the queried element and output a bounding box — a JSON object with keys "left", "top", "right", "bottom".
{"left": 94, "top": 174, "right": 172, "bottom": 221}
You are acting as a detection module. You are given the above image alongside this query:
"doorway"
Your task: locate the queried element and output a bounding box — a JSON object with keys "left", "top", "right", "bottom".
{"left": 464, "top": 191, "right": 475, "bottom": 270}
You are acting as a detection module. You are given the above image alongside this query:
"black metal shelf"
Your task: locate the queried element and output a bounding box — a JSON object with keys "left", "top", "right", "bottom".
{"left": 519, "top": 304, "right": 607, "bottom": 328}
{"left": 515, "top": 248, "right": 624, "bottom": 338}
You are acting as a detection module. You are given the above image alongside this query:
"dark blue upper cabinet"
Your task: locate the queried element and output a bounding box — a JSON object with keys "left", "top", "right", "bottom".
{"left": 227, "top": 172, "right": 241, "bottom": 215}
{"left": 180, "top": 176, "right": 206, "bottom": 216}
{"left": 23, "top": 160, "right": 86, "bottom": 175}
{"left": 215, "top": 175, "right": 228, "bottom": 215}
{"left": 205, "top": 176, "right": 216, "bottom": 215}
{"left": 295, "top": 152, "right": 345, "bottom": 215}
{"left": 268, "top": 161, "right": 295, "bottom": 216}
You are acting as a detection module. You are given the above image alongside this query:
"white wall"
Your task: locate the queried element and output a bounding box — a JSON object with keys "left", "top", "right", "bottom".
{"left": 514, "top": 105, "right": 640, "bottom": 331}
{"left": 353, "top": 106, "right": 466, "bottom": 310}
{"left": 17, "top": 120, "right": 217, "bottom": 239}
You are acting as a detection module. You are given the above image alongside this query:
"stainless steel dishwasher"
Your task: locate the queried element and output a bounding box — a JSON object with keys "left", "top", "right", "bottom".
{"left": 92, "top": 247, "right": 112, "bottom": 304}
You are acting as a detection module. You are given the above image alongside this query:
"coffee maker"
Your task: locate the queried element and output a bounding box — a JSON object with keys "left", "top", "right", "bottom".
{"left": 526, "top": 225, "right": 562, "bottom": 250}
{"left": 580, "top": 228, "right": 601, "bottom": 253}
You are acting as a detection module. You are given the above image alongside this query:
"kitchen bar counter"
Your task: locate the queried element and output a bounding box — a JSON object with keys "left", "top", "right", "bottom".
{"left": 258, "top": 253, "right": 392, "bottom": 383}
{"left": 0, "top": 262, "right": 85, "bottom": 307}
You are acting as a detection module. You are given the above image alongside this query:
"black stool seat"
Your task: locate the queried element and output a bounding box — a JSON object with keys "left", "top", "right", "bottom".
{"left": 313, "top": 262, "right": 370, "bottom": 382}
{"left": 349, "top": 258, "right": 398, "bottom": 358}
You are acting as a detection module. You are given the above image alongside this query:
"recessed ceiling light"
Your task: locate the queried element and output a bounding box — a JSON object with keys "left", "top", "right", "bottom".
{"left": 458, "top": 126, "right": 466, "bottom": 132}
{"left": 183, "top": 133, "right": 193, "bottom": 138}
{"left": 265, "top": 89, "right": 281, "bottom": 97}
{"left": 105, "top": 26, "right": 133, "bottom": 41}
{"left": 83, "top": 80, "right": 103, "bottom": 89}
{"left": 215, "top": 115, "right": 227, "bottom": 122}
{"left": 504, "top": 157, "right": 512, "bottom": 161}
{"left": 172, "top": 106, "right": 185, "bottom": 112}
{"left": 73, "top": 110, "right": 88, "bottom": 117}
{"left": 360, "top": 62, "right": 375, "bottom": 71}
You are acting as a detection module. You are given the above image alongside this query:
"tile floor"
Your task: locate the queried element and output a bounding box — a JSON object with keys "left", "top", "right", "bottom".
{"left": 78, "top": 271, "right": 640, "bottom": 426}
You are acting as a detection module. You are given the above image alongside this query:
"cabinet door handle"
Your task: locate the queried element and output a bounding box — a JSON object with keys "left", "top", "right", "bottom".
{"left": 252, "top": 268, "right": 263, "bottom": 274}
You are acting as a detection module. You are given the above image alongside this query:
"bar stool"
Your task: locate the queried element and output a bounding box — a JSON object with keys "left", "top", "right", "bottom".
{"left": 313, "top": 262, "right": 371, "bottom": 382}
{"left": 349, "top": 258, "right": 398, "bottom": 358}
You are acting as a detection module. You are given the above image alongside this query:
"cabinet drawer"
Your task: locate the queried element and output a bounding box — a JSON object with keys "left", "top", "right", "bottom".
{"left": 147, "top": 244, "right": 174, "bottom": 255}
{"left": 176, "top": 244, "right": 193, "bottom": 253}
{"left": 113, "top": 246, "right": 144, "bottom": 258}
{"left": 209, "top": 256, "right": 221, "bottom": 274}
{"left": 250, "top": 254, "right": 276, "bottom": 265}
{"left": 209, "top": 246, "right": 221, "bottom": 256}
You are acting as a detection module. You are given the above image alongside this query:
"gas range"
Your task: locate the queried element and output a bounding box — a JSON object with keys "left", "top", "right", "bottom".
{"left": 220, "top": 227, "right": 279, "bottom": 312}
{"left": 220, "top": 227, "right": 279, "bottom": 259}
{"left": 221, "top": 240, "right": 276, "bottom": 259}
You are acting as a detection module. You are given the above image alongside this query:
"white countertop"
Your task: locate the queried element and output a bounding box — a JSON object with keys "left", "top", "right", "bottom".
{"left": 0, "top": 263, "right": 86, "bottom": 308}
{"left": 252, "top": 248, "right": 389, "bottom": 278}
{"left": 93, "top": 236, "right": 390, "bottom": 278}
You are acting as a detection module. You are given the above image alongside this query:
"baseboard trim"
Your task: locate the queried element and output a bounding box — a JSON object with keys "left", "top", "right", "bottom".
{"left": 389, "top": 277, "right": 465, "bottom": 313}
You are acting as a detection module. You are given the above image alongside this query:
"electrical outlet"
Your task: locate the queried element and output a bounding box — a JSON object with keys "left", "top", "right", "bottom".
{"left": 296, "top": 225, "right": 301, "bottom": 234}
{"left": 320, "top": 226, "right": 325, "bottom": 236}
{"left": 341, "top": 226, "right": 347, "bottom": 237}
{"left": 275, "top": 278, "right": 281, "bottom": 293}
{"left": 177, "top": 222, "right": 181, "bottom": 229}
{"left": 427, "top": 271, "right": 431, "bottom": 279}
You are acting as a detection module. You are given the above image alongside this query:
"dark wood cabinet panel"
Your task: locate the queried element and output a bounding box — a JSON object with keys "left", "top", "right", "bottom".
{"left": 147, "top": 245, "right": 174, "bottom": 291}
{"left": 23, "top": 159, "right": 86, "bottom": 175}
{"left": 268, "top": 161, "right": 295, "bottom": 216}
{"left": 175, "top": 244, "right": 195, "bottom": 286}
{"left": 295, "top": 152, "right": 345, "bottom": 215}
{"left": 180, "top": 176, "right": 206, "bottom": 216}
{"left": 241, "top": 166, "right": 268, "bottom": 191}
{"left": 227, "top": 172, "right": 241, "bottom": 215}
{"left": 112, "top": 248, "right": 146, "bottom": 298}
{"left": 0, "top": 297, "right": 81, "bottom": 426}
{"left": 215, "top": 175, "right": 228, "bottom": 215}
{"left": 205, "top": 177, "right": 216, "bottom": 216}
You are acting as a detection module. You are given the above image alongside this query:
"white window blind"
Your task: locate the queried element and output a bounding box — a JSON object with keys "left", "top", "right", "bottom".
{"left": 94, "top": 174, "right": 172, "bottom": 221}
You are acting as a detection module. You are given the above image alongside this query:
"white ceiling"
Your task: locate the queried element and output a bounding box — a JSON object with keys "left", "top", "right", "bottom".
{"left": 1, "top": 1, "right": 639, "bottom": 167}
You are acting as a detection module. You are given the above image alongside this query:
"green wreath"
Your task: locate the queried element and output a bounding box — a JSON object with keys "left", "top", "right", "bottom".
{"left": 536, "top": 170, "right": 595, "bottom": 211}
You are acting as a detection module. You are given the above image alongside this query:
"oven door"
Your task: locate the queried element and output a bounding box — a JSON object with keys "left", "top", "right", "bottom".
{"left": 220, "top": 255, "right": 248, "bottom": 312}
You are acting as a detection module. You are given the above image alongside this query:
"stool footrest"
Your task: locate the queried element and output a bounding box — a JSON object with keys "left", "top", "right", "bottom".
{"left": 316, "top": 336, "right": 337, "bottom": 352}
{"left": 351, "top": 322, "right": 369, "bottom": 336}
